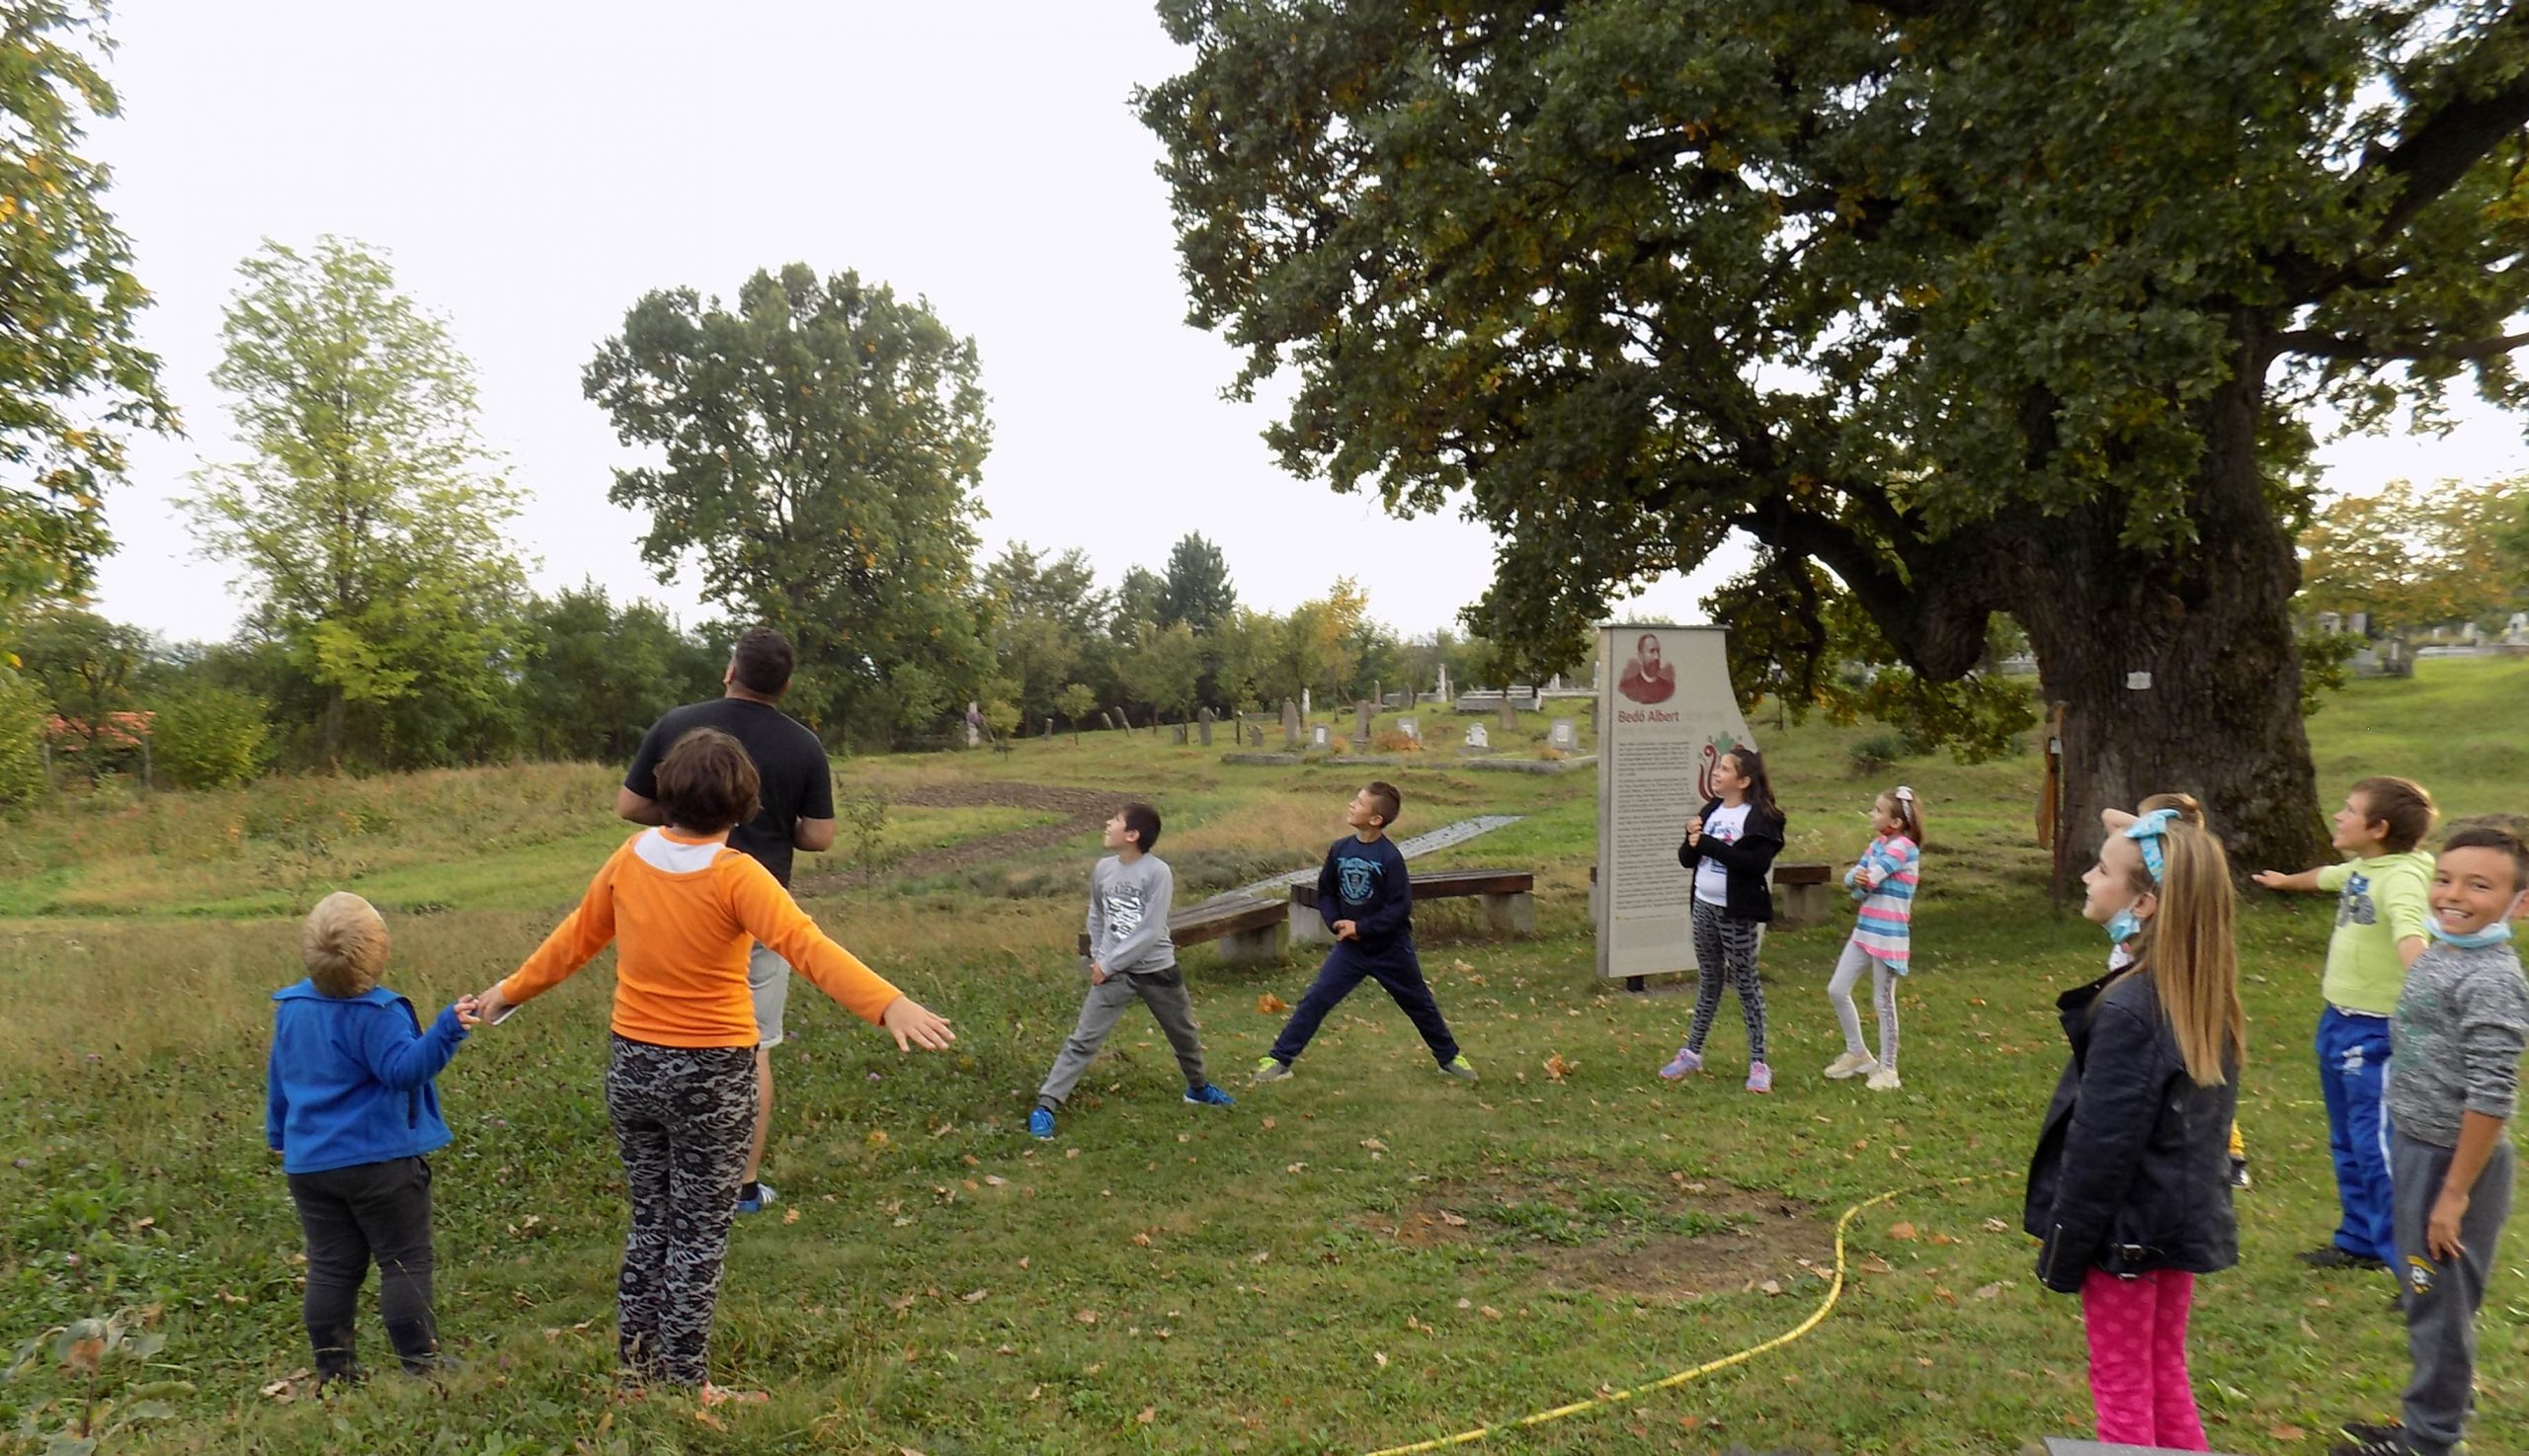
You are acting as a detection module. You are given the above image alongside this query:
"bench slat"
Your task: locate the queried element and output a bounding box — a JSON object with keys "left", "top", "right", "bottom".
{"left": 1290, "top": 867, "right": 1533, "bottom": 907}
{"left": 1075, "top": 895, "right": 1283, "bottom": 956}
{"left": 1772, "top": 861, "right": 1833, "bottom": 886}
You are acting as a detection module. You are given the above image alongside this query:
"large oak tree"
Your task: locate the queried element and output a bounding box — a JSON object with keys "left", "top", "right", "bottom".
{"left": 1142, "top": 0, "right": 2529, "bottom": 867}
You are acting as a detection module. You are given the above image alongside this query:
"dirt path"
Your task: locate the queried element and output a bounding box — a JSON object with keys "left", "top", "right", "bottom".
{"left": 789, "top": 781, "right": 1128, "bottom": 895}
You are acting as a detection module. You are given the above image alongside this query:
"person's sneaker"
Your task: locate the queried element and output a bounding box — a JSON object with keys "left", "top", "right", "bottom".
{"left": 1823, "top": 1051, "right": 1878, "bottom": 1081}
{"left": 735, "top": 1178, "right": 777, "bottom": 1215}
{"left": 1027, "top": 1107, "right": 1056, "bottom": 1140}
{"left": 1745, "top": 1061, "right": 1772, "bottom": 1093}
{"left": 2230, "top": 1155, "right": 2252, "bottom": 1189}
{"left": 1183, "top": 1084, "right": 1236, "bottom": 1107}
{"left": 1438, "top": 1055, "right": 1480, "bottom": 1083}
{"left": 1657, "top": 1045, "right": 1704, "bottom": 1080}
{"left": 2328, "top": 1419, "right": 2411, "bottom": 1455}
{"left": 2298, "top": 1245, "right": 2388, "bottom": 1271}
{"left": 1251, "top": 1056, "right": 1293, "bottom": 1085}
{"left": 1865, "top": 1066, "right": 1902, "bottom": 1092}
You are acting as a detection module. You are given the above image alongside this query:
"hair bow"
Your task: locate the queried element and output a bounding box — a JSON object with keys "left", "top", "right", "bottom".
{"left": 2124, "top": 807, "right": 2178, "bottom": 884}
{"left": 1894, "top": 785, "right": 1916, "bottom": 803}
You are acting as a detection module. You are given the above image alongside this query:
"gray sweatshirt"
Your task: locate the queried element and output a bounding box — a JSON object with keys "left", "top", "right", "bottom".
{"left": 2389, "top": 937, "right": 2529, "bottom": 1149}
{"left": 1086, "top": 853, "right": 1175, "bottom": 975}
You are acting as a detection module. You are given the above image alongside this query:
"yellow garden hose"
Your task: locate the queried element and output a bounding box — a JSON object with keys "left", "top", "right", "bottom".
{"left": 1360, "top": 1174, "right": 1994, "bottom": 1456}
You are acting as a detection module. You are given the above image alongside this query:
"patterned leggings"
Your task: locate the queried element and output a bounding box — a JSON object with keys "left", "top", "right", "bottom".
{"left": 2080, "top": 1268, "right": 2205, "bottom": 1450}
{"left": 1828, "top": 935, "right": 1901, "bottom": 1071}
{"left": 605, "top": 1035, "right": 758, "bottom": 1387}
{"left": 1686, "top": 899, "right": 1768, "bottom": 1063}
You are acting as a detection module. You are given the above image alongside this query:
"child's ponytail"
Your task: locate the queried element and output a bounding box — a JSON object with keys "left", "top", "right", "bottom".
{"left": 2128, "top": 820, "right": 2245, "bottom": 1087}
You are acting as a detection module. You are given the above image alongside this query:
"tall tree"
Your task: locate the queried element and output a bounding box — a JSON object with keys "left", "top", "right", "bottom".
{"left": 0, "top": 1, "right": 175, "bottom": 614}
{"left": 10, "top": 606, "right": 147, "bottom": 768}
{"left": 185, "top": 237, "right": 530, "bottom": 768}
{"left": 982, "top": 543, "right": 1109, "bottom": 727}
{"left": 1158, "top": 531, "right": 1238, "bottom": 629}
{"left": 586, "top": 265, "right": 994, "bottom": 741}
{"left": 1112, "top": 565, "right": 1168, "bottom": 637}
{"left": 518, "top": 584, "right": 720, "bottom": 763}
{"left": 1143, "top": 0, "right": 2529, "bottom": 868}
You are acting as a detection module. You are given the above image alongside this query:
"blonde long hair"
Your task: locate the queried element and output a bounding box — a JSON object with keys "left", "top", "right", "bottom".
{"left": 2122, "top": 817, "right": 2244, "bottom": 1087}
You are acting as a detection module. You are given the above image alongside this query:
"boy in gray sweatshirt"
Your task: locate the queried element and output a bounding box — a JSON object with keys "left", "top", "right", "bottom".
{"left": 1029, "top": 803, "right": 1235, "bottom": 1139}
{"left": 2334, "top": 821, "right": 2529, "bottom": 1456}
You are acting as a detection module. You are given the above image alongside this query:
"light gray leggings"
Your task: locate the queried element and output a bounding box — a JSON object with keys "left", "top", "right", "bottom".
{"left": 1828, "top": 936, "right": 1901, "bottom": 1070}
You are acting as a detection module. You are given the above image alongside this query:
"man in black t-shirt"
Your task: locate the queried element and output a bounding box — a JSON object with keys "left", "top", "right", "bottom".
{"left": 618, "top": 625, "right": 835, "bottom": 1215}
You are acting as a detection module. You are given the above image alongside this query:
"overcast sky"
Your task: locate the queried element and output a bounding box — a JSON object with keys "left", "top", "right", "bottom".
{"left": 80, "top": 2, "right": 2529, "bottom": 649}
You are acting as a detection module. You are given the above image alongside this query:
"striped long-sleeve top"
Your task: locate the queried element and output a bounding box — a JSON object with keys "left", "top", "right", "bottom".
{"left": 1844, "top": 832, "right": 1920, "bottom": 972}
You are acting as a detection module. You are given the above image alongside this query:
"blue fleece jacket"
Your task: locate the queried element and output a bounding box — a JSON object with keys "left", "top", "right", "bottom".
{"left": 266, "top": 981, "right": 466, "bottom": 1174}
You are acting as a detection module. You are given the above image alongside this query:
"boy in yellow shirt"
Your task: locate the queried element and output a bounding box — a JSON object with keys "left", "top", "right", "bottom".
{"left": 2255, "top": 775, "right": 2436, "bottom": 1272}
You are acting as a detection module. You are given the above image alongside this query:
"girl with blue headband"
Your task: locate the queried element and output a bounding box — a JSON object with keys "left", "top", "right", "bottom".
{"left": 2024, "top": 805, "right": 2245, "bottom": 1451}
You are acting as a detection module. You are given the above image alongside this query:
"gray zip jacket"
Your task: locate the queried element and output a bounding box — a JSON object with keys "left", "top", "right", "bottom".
{"left": 2390, "top": 937, "right": 2529, "bottom": 1149}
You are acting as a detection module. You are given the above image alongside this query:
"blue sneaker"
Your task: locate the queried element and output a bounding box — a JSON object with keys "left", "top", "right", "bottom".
{"left": 735, "top": 1178, "right": 776, "bottom": 1215}
{"left": 1183, "top": 1083, "right": 1236, "bottom": 1108}
{"left": 1027, "top": 1107, "right": 1056, "bottom": 1140}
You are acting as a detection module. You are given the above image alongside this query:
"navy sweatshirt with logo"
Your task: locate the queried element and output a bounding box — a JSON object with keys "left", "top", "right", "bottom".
{"left": 1318, "top": 834, "right": 1415, "bottom": 963}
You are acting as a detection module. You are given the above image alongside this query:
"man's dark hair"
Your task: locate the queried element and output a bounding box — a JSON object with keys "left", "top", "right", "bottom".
{"left": 1121, "top": 801, "right": 1163, "bottom": 853}
{"left": 2352, "top": 775, "right": 2436, "bottom": 854}
{"left": 655, "top": 728, "right": 762, "bottom": 834}
{"left": 731, "top": 626, "right": 795, "bottom": 696}
{"left": 2443, "top": 820, "right": 2529, "bottom": 893}
{"left": 1364, "top": 780, "right": 1402, "bottom": 828}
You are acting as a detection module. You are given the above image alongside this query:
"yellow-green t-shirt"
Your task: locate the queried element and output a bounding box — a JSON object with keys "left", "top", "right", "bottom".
{"left": 2315, "top": 849, "right": 2435, "bottom": 1015}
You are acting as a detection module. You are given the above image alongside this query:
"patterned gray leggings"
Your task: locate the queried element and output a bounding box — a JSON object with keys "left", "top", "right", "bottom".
{"left": 606, "top": 1035, "right": 758, "bottom": 1387}
{"left": 1686, "top": 898, "right": 1768, "bottom": 1063}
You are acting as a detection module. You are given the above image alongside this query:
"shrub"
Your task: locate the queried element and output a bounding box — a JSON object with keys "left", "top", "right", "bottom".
{"left": 1847, "top": 731, "right": 1908, "bottom": 777}
{"left": 1372, "top": 729, "right": 1423, "bottom": 753}
{"left": 151, "top": 685, "right": 272, "bottom": 789}
{"left": 0, "top": 670, "right": 44, "bottom": 809}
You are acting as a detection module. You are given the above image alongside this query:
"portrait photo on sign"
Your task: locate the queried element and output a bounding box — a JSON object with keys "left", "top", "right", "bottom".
{"left": 1616, "top": 631, "right": 1676, "bottom": 704}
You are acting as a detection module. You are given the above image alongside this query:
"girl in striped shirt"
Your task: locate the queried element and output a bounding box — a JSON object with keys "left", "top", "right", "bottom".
{"left": 1826, "top": 785, "right": 1922, "bottom": 1092}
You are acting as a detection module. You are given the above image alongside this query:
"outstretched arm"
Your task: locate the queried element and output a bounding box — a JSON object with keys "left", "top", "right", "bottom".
{"left": 2250, "top": 867, "right": 2324, "bottom": 892}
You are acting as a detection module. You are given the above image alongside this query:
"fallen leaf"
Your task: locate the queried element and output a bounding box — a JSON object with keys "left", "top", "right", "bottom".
{"left": 960, "top": 1289, "right": 989, "bottom": 1304}
{"left": 1543, "top": 1053, "right": 1578, "bottom": 1082}
{"left": 1138, "top": 1408, "right": 1157, "bottom": 1424}
{"left": 1888, "top": 1221, "right": 1917, "bottom": 1241}
{"left": 866, "top": 1130, "right": 890, "bottom": 1148}
{"left": 1981, "top": 1217, "right": 2009, "bottom": 1234}
{"left": 1438, "top": 1210, "right": 1469, "bottom": 1228}
{"left": 887, "top": 1293, "right": 917, "bottom": 1313}
{"left": 1480, "top": 1305, "right": 1503, "bottom": 1321}
{"left": 1858, "top": 1256, "right": 1895, "bottom": 1274}
{"left": 1456, "top": 1298, "right": 1473, "bottom": 1310}
{"left": 1076, "top": 1310, "right": 1100, "bottom": 1324}
{"left": 1373, "top": 1350, "right": 1389, "bottom": 1369}
{"left": 1284, "top": 1161, "right": 1308, "bottom": 1173}
{"left": 1973, "top": 1282, "right": 2003, "bottom": 1300}
{"left": 1258, "top": 993, "right": 1288, "bottom": 1014}
{"left": 1249, "top": 1250, "right": 1271, "bottom": 1263}
{"left": 1261, "top": 1117, "right": 1277, "bottom": 1130}
{"left": 1360, "top": 1138, "right": 1388, "bottom": 1152}
{"left": 1759, "top": 1279, "right": 1783, "bottom": 1296}
{"left": 2269, "top": 1424, "right": 2306, "bottom": 1442}
{"left": 782, "top": 1207, "right": 801, "bottom": 1225}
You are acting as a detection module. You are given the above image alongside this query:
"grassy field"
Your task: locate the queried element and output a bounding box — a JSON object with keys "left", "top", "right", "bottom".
{"left": 2, "top": 661, "right": 2526, "bottom": 1454}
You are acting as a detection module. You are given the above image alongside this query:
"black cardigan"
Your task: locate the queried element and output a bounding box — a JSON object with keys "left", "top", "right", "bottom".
{"left": 2023, "top": 966, "right": 2240, "bottom": 1293}
{"left": 1675, "top": 796, "right": 1785, "bottom": 923}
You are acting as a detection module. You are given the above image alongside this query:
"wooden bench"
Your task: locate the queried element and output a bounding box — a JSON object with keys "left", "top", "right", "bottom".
{"left": 1771, "top": 861, "right": 1834, "bottom": 930}
{"left": 1288, "top": 867, "right": 1536, "bottom": 944}
{"left": 1076, "top": 894, "right": 1287, "bottom": 967}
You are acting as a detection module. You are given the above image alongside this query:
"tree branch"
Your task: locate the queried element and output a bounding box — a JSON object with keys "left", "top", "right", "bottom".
{"left": 2271, "top": 328, "right": 2529, "bottom": 363}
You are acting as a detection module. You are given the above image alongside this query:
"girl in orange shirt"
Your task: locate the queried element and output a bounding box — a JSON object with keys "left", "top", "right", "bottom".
{"left": 477, "top": 728, "right": 950, "bottom": 1399}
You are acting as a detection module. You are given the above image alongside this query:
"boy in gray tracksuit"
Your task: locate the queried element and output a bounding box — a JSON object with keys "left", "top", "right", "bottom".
{"left": 1028, "top": 803, "right": 1235, "bottom": 1140}
{"left": 2334, "top": 821, "right": 2529, "bottom": 1456}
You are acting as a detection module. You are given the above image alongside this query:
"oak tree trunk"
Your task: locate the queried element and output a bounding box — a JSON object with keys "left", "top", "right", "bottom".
{"left": 2009, "top": 342, "right": 2328, "bottom": 878}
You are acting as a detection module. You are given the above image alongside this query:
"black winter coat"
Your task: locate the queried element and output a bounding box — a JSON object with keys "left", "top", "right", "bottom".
{"left": 2023, "top": 966, "right": 2240, "bottom": 1293}
{"left": 1675, "top": 797, "right": 1784, "bottom": 923}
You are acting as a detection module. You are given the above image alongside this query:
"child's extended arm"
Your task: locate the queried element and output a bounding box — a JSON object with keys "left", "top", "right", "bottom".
{"left": 1101, "top": 862, "right": 1175, "bottom": 975}
{"left": 2377, "top": 869, "right": 2431, "bottom": 970}
{"left": 2036, "top": 1003, "right": 2163, "bottom": 1292}
{"left": 726, "top": 857, "right": 953, "bottom": 1050}
{"left": 357, "top": 1001, "right": 470, "bottom": 1092}
{"left": 2250, "top": 866, "right": 2325, "bottom": 892}
{"left": 492, "top": 845, "right": 625, "bottom": 1011}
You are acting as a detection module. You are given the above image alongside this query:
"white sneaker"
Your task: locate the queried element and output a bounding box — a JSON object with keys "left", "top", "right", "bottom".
{"left": 1823, "top": 1051, "right": 1879, "bottom": 1081}
{"left": 1865, "top": 1067, "right": 1902, "bottom": 1092}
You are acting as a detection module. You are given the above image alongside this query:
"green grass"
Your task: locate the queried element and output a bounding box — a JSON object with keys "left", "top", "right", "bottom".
{"left": 2, "top": 660, "right": 2526, "bottom": 1453}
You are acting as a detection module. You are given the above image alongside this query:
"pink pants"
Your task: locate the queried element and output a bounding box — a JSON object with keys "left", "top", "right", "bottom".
{"left": 2080, "top": 1267, "right": 2205, "bottom": 1450}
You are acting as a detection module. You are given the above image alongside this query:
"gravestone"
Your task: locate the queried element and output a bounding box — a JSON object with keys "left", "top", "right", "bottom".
{"left": 1462, "top": 722, "right": 1491, "bottom": 756}
{"left": 1281, "top": 697, "right": 1302, "bottom": 751}
{"left": 1198, "top": 707, "right": 1215, "bottom": 747}
{"left": 1435, "top": 663, "right": 1451, "bottom": 704}
{"left": 1249, "top": 723, "right": 1264, "bottom": 747}
{"left": 1172, "top": 723, "right": 1188, "bottom": 746}
{"left": 1548, "top": 718, "right": 1578, "bottom": 752}
{"left": 1353, "top": 699, "right": 1374, "bottom": 752}
{"left": 1042, "top": 717, "right": 1053, "bottom": 739}
{"left": 1498, "top": 695, "right": 1518, "bottom": 737}
{"left": 1397, "top": 716, "right": 1420, "bottom": 744}
{"left": 1114, "top": 705, "right": 1133, "bottom": 736}
{"left": 1301, "top": 688, "right": 1312, "bottom": 718}
{"left": 1310, "top": 723, "right": 1332, "bottom": 751}
{"left": 964, "top": 700, "right": 982, "bottom": 749}
{"left": 1099, "top": 710, "right": 1114, "bottom": 731}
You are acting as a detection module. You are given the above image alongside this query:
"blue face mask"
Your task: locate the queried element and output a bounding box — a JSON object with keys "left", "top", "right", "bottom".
{"left": 2429, "top": 920, "right": 2515, "bottom": 950}
{"left": 2106, "top": 906, "right": 2147, "bottom": 946}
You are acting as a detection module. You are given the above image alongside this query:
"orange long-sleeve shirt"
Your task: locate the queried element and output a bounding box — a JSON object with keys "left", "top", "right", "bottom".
{"left": 500, "top": 830, "right": 902, "bottom": 1048}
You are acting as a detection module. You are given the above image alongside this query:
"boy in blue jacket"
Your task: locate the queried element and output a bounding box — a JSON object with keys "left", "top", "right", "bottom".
{"left": 267, "top": 892, "right": 478, "bottom": 1386}
{"left": 1254, "top": 782, "right": 1478, "bottom": 1085}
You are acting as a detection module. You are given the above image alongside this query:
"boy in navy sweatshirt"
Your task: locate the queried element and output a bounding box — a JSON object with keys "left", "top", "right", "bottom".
{"left": 267, "top": 893, "right": 478, "bottom": 1386}
{"left": 1254, "top": 782, "right": 1478, "bottom": 1085}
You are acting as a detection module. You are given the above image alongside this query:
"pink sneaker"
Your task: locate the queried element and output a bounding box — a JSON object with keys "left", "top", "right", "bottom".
{"left": 1658, "top": 1045, "right": 1704, "bottom": 1079}
{"left": 1746, "top": 1061, "right": 1773, "bottom": 1093}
